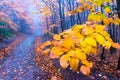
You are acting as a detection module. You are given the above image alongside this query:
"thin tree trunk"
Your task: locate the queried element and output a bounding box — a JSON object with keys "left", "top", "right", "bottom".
{"left": 46, "top": 16, "right": 49, "bottom": 29}
{"left": 116, "top": 0, "right": 120, "bottom": 70}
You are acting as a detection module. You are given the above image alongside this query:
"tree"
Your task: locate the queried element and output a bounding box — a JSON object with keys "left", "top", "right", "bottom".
{"left": 116, "top": 0, "right": 120, "bottom": 70}
{"left": 117, "top": 0, "right": 120, "bottom": 18}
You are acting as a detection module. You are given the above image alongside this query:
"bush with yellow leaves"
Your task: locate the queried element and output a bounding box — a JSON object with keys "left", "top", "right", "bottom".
{"left": 35, "top": 23, "right": 119, "bottom": 76}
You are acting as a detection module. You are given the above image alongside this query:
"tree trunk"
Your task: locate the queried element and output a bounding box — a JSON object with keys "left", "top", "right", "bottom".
{"left": 58, "top": 0, "right": 66, "bottom": 31}
{"left": 117, "top": 0, "right": 120, "bottom": 18}
{"left": 116, "top": 0, "right": 120, "bottom": 70}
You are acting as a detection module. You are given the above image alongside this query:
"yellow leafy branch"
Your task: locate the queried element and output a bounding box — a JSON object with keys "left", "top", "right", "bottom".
{"left": 35, "top": 23, "right": 120, "bottom": 75}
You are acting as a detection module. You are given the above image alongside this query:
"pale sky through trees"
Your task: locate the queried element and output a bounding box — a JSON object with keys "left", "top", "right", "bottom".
{"left": 0, "top": 0, "right": 44, "bottom": 35}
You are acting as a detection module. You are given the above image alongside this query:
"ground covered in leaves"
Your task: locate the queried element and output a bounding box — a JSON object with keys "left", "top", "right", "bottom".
{"left": 0, "top": 35, "right": 25, "bottom": 60}
{"left": 0, "top": 35, "right": 43, "bottom": 80}
{"left": 89, "top": 48, "right": 120, "bottom": 78}
{"left": 0, "top": 34, "right": 119, "bottom": 80}
{"left": 34, "top": 36, "right": 64, "bottom": 80}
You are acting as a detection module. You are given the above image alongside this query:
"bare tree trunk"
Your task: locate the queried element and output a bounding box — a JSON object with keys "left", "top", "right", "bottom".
{"left": 116, "top": 0, "right": 120, "bottom": 70}
{"left": 46, "top": 16, "right": 49, "bottom": 29}
{"left": 58, "top": 0, "right": 66, "bottom": 31}
{"left": 117, "top": 0, "right": 120, "bottom": 18}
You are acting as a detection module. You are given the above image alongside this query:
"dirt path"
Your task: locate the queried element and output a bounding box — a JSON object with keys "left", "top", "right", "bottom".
{"left": 0, "top": 35, "right": 43, "bottom": 80}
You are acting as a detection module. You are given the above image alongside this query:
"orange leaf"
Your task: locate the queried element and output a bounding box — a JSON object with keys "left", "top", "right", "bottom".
{"left": 39, "top": 45, "right": 46, "bottom": 49}
{"left": 50, "top": 47, "right": 64, "bottom": 59}
{"left": 35, "top": 48, "right": 42, "bottom": 54}
{"left": 82, "top": 60, "right": 93, "bottom": 68}
{"left": 69, "top": 57, "right": 79, "bottom": 71}
{"left": 103, "top": 18, "right": 113, "bottom": 26}
{"left": 82, "top": 26, "right": 94, "bottom": 35}
{"left": 77, "top": 6, "right": 84, "bottom": 12}
{"left": 71, "top": 9, "right": 77, "bottom": 14}
{"left": 51, "top": 40, "right": 59, "bottom": 46}
{"left": 43, "top": 41, "right": 51, "bottom": 46}
{"left": 60, "top": 55, "right": 70, "bottom": 69}
{"left": 42, "top": 49, "right": 50, "bottom": 56}
{"left": 49, "top": 52, "right": 60, "bottom": 59}
{"left": 80, "top": 65, "right": 90, "bottom": 76}
{"left": 91, "top": 47, "right": 97, "bottom": 55}
{"left": 61, "top": 39, "right": 74, "bottom": 49}
{"left": 111, "top": 42, "right": 120, "bottom": 49}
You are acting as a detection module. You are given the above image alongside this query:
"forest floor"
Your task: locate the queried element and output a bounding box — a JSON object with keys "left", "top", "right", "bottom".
{"left": 0, "top": 34, "right": 120, "bottom": 80}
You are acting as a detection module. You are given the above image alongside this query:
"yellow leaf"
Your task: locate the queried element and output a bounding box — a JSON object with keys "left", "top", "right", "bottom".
{"left": 79, "top": 0, "right": 84, "bottom": 3}
{"left": 92, "top": 0, "right": 104, "bottom": 7}
{"left": 67, "top": 49, "right": 86, "bottom": 60}
{"left": 60, "top": 55, "right": 70, "bottom": 69}
{"left": 91, "top": 47, "right": 97, "bottom": 55}
{"left": 82, "top": 60, "right": 93, "bottom": 68}
{"left": 102, "top": 41, "right": 111, "bottom": 49}
{"left": 94, "top": 24, "right": 105, "bottom": 32}
{"left": 60, "top": 47, "right": 70, "bottom": 52}
{"left": 84, "top": 37, "right": 96, "bottom": 47}
{"left": 53, "top": 34, "right": 61, "bottom": 40}
{"left": 84, "top": 3, "right": 92, "bottom": 10}
{"left": 88, "top": 13, "right": 102, "bottom": 22}
{"left": 88, "top": 13, "right": 95, "bottom": 21}
{"left": 105, "top": 0, "right": 112, "bottom": 2}
{"left": 113, "top": 18, "right": 120, "bottom": 25}
{"left": 73, "top": 38, "right": 83, "bottom": 46}
{"left": 99, "top": 31, "right": 110, "bottom": 37}
{"left": 72, "top": 24, "right": 84, "bottom": 30}
{"left": 97, "top": 12, "right": 106, "bottom": 19}
{"left": 80, "top": 40, "right": 87, "bottom": 47}
{"left": 50, "top": 47, "right": 64, "bottom": 59}
{"left": 72, "top": 32, "right": 84, "bottom": 39}
{"left": 90, "top": 6, "right": 95, "bottom": 12}
{"left": 75, "top": 49, "right": 87, "bottom": 60}
{"left": 103, "top": 18, "right": 113, "bottom": 26}
{"left": 104, "top": 6, "right": 112, "bottom": 13}
{"left": 86, "top": 0, "right": 91, "bottom": 2}
{"left": 80, "top": 65, "right": 90, "bottom": 76}
{"left": 61, "top": 39, "right": 74, "bottom": 49}
{"left": 82, "top": 26, "right": 94, "bottom": 35}
{"left": 99, "top": 31, "right": 113, "bottom": 42}
{"left": 95, "top": 33, "right": 105, "bottom": 45}
{"left": 69, "top": 57, "right": 79, "bottom": 71}
{"left": 84, "top": 45, "right": 92, "bottom": 54}
{"left": 105, "top": 36, "right": 113, "bottom": 42}
{"left": 77, "top": 6, "right": 84, "bottom": 12}
{"left": 67, "top": 50, "right": 76, "bottom": 57}
{"left": 86, "top": 21, "right": 93, "bottom": 25}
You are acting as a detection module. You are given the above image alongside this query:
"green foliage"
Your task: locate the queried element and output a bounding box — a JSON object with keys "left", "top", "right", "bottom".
{"left": 0, "top": 28, "right": 14, "bottom": 39}
{"left": 0, "top": 21, "right": 7, "bottom": 26}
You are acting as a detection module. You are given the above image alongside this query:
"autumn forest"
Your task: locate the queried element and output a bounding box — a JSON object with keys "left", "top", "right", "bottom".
{"left": 0, "top": 0, "right": 120, "bottom": 80}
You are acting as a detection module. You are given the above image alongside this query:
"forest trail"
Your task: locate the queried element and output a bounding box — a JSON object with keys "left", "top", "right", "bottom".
{"left": 0, "top": 35, "right": 43, "bottom": 80}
